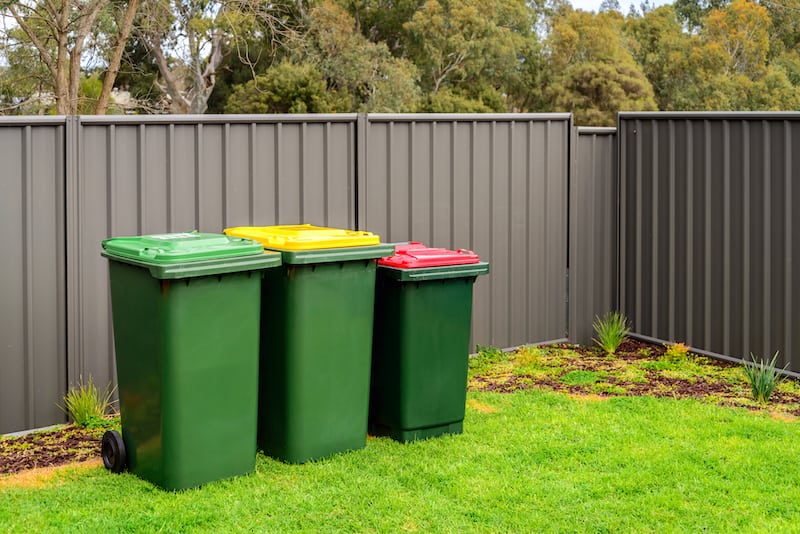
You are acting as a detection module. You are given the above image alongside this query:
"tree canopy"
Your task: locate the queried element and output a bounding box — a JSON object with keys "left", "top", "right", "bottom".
{"left": 1, "top": 0, "right": 798, "bottom": 122}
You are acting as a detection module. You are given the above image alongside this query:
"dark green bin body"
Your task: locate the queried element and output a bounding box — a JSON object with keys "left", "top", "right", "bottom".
{"left": 103, "top": 234, "right": 280, "bottom": 490}
{"left": 258, "top": 245, "right": 395, "bottom": 463}
{"left": 369, "top": 262, "right": 489, "bottom": 442}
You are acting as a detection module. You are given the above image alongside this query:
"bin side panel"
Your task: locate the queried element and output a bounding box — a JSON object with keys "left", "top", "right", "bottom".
{"left": 108, "top": 261, "right": 164, "bottom": 485}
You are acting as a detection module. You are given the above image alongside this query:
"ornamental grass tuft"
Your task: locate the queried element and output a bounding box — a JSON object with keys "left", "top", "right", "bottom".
{"left": 742, "top": 352, "right": 785, "bottom": 404}
{"left": 592, "top": 311, "right": 630, "bottom": 356}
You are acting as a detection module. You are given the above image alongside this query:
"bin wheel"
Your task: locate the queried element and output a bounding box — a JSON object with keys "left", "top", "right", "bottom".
{"left": 101, "top": 430, "right": 127, "bottom": 473}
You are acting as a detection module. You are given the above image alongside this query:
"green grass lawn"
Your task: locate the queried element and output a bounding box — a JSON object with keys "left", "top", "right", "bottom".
{"left": 2, "top": 389, "right": 800, "bottom": 532}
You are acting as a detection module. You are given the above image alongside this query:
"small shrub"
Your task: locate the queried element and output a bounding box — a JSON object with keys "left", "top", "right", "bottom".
{"left": 58, "top": 376, "right": 116, "bottom": 428}
{"left": 742, "top": 352, "right": 785, "bottom": 404}
{"left": 592, "top": 311, "right": 631, "bottom": 355}
{"left": 663, "top": 342, "right": 691, "bottom": 363}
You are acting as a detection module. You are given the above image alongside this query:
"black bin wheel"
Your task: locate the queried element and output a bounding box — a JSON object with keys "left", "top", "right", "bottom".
{"left": 102, "top": 430, "right": 127, "bottom": 474}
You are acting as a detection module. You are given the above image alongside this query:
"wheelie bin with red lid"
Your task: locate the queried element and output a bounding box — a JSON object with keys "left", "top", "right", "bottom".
{"left": 101, "top": 232, "right": 281, "bottom": 490}
{"left": 369, "top": 242, "right": 489, "bottom": 442}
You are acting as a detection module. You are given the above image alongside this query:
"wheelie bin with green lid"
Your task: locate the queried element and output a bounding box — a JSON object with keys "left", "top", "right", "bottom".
{"left": 223, "top": 224, "right": 394, "bottom": 463}
{"left": 101, "top": 232, "right": 281, "bottom": 490}
{"left": 369, "top": 242, "right": 489, "bottom": 442}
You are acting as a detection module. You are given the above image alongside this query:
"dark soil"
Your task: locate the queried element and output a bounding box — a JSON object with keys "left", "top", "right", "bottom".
{"left": 469, "top": 338, "right": 800, "bottom": 417}
{"left": 0, "top": 425, "right": 108, "bottom": 476}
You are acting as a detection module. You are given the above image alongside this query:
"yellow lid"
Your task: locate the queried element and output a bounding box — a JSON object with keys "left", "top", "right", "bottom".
{"left": 224, "top": 224, "right": 380, "bottom": 250}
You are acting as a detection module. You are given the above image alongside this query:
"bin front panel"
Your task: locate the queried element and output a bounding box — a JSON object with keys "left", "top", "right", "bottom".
{"left": 258, "top": 259, "right": 378, "bottom": 463}
{"left": 370, "top": 274, "right": 477, "bottom": 436}
{"left": 108, "top": 261, "right": 261, "bottom": 490}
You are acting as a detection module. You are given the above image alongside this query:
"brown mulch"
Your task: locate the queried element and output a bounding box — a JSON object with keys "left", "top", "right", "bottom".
{"left": 469, "top": 338, "right": 800, "bottom": 417}
{"left": 1, "top": 425, "right": 106, "bottom": 477}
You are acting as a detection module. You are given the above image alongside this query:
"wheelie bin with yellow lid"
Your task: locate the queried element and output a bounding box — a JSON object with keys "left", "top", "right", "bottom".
{"left": 223, "top": 224, "right": 394, "bottom": 463}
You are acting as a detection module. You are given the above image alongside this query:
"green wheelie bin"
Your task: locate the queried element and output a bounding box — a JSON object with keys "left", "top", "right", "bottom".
{"left": 369, "top": 242, "right": 489, "bottom": 442}
{"left": 224, "top": 224, "right": 394, "bottom": 463}
{"left": 101, "top": 232, "right": 281, "bottom": 490}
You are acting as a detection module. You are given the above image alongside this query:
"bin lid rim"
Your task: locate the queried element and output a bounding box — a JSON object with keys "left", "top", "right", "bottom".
{"left": 379, "top": 242, "right": 481, "bottom": 269}
{"left": 224, "top": 224, "right": 381, "bottom": 250}
{"left": 102, "top": 231, "right": 265, "bottom": 264}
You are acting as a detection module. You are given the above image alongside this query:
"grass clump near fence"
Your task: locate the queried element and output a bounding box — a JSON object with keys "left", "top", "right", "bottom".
{"left": 592, "top": 311, "right": 631, "bottom": 355}
{"left": 743, "top": 352, "right": 786, "bottom": 404}
{"left": 57, "top": 376, "right": 116, "bottom": 429}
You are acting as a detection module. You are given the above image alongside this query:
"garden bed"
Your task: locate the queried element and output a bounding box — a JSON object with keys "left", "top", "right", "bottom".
{"left": 3, "top": 338, "right": 798, "bottom": 480}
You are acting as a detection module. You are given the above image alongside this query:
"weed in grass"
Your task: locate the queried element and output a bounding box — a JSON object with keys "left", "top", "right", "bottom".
{"left": 742, "top": 352, "right": 785, "bottom": 404}
{"left": 561, "top": 370, "right": 607, "bottom": 386}
{"left": 592, "top": 382, "right": 627, "bottom": 395}
{"left": 592, "top": 311, "right": 630, "bottom": 355}
{"left": 663, "top": 342, "right": 691, "bottom": 363}
{"left": 57, "top": 376, "right": 116, "bottom": 428}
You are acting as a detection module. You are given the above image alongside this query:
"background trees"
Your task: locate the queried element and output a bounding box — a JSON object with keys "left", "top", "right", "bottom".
{"left": 1, "top": 0, "right": 799, "bottom": 121}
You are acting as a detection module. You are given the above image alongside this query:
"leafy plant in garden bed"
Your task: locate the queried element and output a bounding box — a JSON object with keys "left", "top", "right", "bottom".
{"left": 743, "top": 352, "right": 786, "bottom": 404}
{"left": 58, "top": 375, "right": 116, "bottom": 429}
{"left": 592, "top": 311, "right": 631, "bottom": 355}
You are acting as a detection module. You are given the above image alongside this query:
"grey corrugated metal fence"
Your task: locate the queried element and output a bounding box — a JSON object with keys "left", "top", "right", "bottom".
{"left": 2, "top": 113, "right": 584, "bottom": 434}
{"left": 619, "top": 112, "right": 800, "bottom": 372}
{"left": 569, "top": 127, "right": 618, "bottom": 345}
{"left": 359, "top": 114, "right": 571, "bottom": 348}
{"left": 66, "top": 115, "right": 359, "bottom": 400}
{"left": 0, "top": 117, "right": 67, "bottom": 433}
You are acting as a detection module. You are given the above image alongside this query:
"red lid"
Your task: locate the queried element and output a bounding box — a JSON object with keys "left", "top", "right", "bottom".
{"left": 379, "top": 242, "right": 481, "bottom": 269}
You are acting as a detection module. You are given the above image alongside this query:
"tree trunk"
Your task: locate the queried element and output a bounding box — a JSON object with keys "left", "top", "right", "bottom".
{"left": 96, "top": 0, "right": 142, "bottom": 114}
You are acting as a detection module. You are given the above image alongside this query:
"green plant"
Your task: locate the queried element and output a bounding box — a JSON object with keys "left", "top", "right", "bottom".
{"left": 475, "top": 344, "right": 505, "bottom": 360}
{"left": 742, "top": 352, "right": 786, "bottom": 404}
{"left": 514, "top": 345, "right": 542, "bottom": 366}
{"left": 561, "top": 370, "right": 607, "bottom": 386}
{"left": 58, "top": 376, "right": 116, "bottom": 428}
{"left": 663, "top": 342, "right": 691, "bottom": 363}
{"left": 592, "top": 311, "right": 631, "bottom": 355}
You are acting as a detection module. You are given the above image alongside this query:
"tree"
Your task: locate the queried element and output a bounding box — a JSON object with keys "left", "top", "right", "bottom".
{"left": 134, "top": 0, "right": 296, "bottom": 114}
{"left": 1, "top": 0, "right": 141, "bottom": 114}
{"left": 625, "top": 5, "right": 696, "bottom": 109}
{"left": 224, "top": 60, "right": 338, "bottom": 113}
{"left": 403, "top": 0, "right": 529, "bottom": 99}
{"left": 292, "top": 0, "right": 420, "bottom": 112}
{"left": 545, "top": 7, "right": 656, "bottom": 124}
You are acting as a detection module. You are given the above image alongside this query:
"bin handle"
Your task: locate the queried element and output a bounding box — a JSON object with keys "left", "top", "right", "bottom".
{"left": 456, "top": 249, "right": 475, "bottom": 255}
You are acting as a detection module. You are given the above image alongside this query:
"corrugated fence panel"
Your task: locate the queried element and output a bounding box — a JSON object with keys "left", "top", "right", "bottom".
{"left": 620, "top": 113, "right": 800, "bottom": 372}
{"left": 359, "top": 114, "right": 571, "bottom": 349}
{"left": 0, "top": 118, "right": 67, "bottom": 433}
{"left": 66, "top": 115, "right": 358, "bottom": 391}
{"left": 569, "top": 127, "right": 618, "bottom": 345}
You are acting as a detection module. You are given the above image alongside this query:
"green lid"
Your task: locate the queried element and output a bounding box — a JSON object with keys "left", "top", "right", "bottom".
{"left": 378, "top": 262, "right": 490, "bottom": 282}
{"left": 102, "top": 232, "right": 264, "bottom": 263}
{"left": 101, "top": 231, "right": 282, "bottom": 279}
